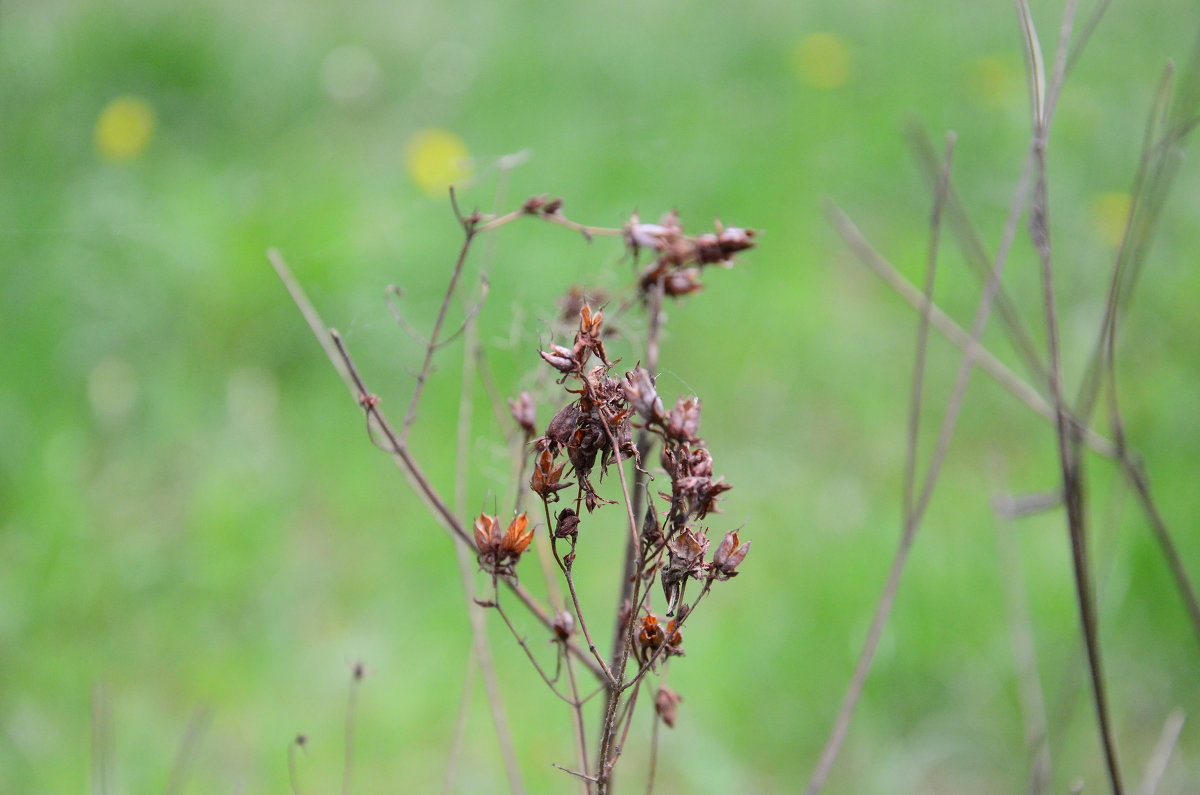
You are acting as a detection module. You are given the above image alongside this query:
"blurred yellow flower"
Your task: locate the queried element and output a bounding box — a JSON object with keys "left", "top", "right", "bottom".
{"left": 404, "top": 128, "right": 471, "bottom": 196}
{"left": 1090, "top": 192, "right": 1133, "bottom": 248}
{"left": 95, "top": 96, "right": 156, "bottom": 162}
{"left": 793, "top": 33, "right": 852, "bottom": 90}
{"left": 969, "top": 56, "right": 1016, "bottom": 108}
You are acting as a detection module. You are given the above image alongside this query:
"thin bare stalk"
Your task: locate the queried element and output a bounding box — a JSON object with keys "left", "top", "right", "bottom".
{"left": 1018, "top": 0, "right": 1122, "bottom": 788}
{"left": 90, "top": 684, "right": 110, "bottom": 795}
{"left": 826, "top": 207, "right": 1118, "bottom": 460}
{"left": 288, "top": 736, "right": 307, "bottom": 795}
{"left": 492, "top": 591, "right": 580, "bottom": 705}
{"left": 994, "top": 514, "right": 1052, "bottom": 794}
{"left": 164, "top": 706, "right": 210, "bottom": 795}
{"left": 594, "top": 408, "right": 648, "bottom": 795}
{"left": 442, "top": 652, "right": 477, "bottom": 794}
{"left": 341, "top": 664, "right": 364, "bottom": 795}
{"left": 645, "top": 706, "right": 661, "bottom": 795}
{"left": 549, "top": 530, "right": 617, "bottom": 685}
{"left": 903, "top": 133, "right": 955, "bottom": 521}
{"left": 905, "top": 125, "right": 1047, "bottom": 386}
{"left": 1138, "top": 709, "right": 1185, "bottom": 795}
{"left": 399, "top": 193, "right": 478, "bottom": 441}
{"left": 563, "top": 647, "right": 594, "bottom": 795}
{"left": 449, "top": 217, "right": 526, "bottom": 794}
{"left": 270, "top": 248, "right": 605, "bottom": 681}
{"left": 809, "top": 127, "right": 1033, "bottom": 794}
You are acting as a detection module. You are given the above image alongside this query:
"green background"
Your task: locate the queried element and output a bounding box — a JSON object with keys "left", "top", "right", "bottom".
{"left": 2, "top": 0, "right": 1199, "bottom": 791}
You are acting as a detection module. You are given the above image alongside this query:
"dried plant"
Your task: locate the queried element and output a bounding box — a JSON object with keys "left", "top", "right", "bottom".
{"left": 804, "top": 4, "right": 1200, "bottom": 794}
{"left": 272, "top": 191, "right": 756, "bottom": 793}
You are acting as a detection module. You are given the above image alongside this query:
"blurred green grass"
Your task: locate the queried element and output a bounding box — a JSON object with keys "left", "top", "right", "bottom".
{"left": 2, "top": 0, "right": 1198, "bottom": 791}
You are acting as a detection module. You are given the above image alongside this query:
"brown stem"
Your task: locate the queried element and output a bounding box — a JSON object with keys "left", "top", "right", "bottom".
{"left": 549, "top": 528, "right": 617, "bottom": 685}
{"left": 492, "top": 592, "right": 578, "bottom": 705}
{"left": 593, "top": 407, "right": 647, "bottom": 794}
{"left": 1020, "top": 1, "right": 1122, "bottom": 790}
{"left": 563, "top": 645, "right": 594, "bottom": 795}
{"left": 269, "top": 250, "right": 606, "bottom": 683}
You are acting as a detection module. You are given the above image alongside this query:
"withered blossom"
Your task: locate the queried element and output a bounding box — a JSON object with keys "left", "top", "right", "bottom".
{"left": 655, "top": 687, "right": 683, "bottom": 729}
{"left": 500, "top": 513, "right": 534, "bottom": 558}
{"left": 662, "top": 527, "right": 710, "bottom": 614}
{"left": 663, "top": 267, "right": 703, "bottom": 297}
{"left": 666, "top": 397, "right": 702, "bottom": 441}
{"left": 554, "top": 507, "right": 580, "bottom": 538}
{"left": 475, "top": 512, "right": 535, "bottom": 576}
{"left": 508, "top": 391, "right": 537, "bottom": 439}
{"left": 531, "top": 449, "right": 572, "bottom": 502}
{"left": 636, "top": 614, "right": 684, "bottom": 666}
{"left": 573, "top": 304, "right": 609, "bottom": 366}
{"left": 639, "top": 614, "right": 665, "bottom": 651}
{"left": 622, "top": 367, "right": 664, "bottom": 423}
{"left": 625, "top": 220, "right": 671, "bottom": 251}
{"left": 521, "top": 194, "right": 564, "bottom": 216}
{"left": 540, "top": 403, "right": 581, "bottom": 455}
{"left": 553, "top": 610, "right": 575, "bottom": 641}
{"left": 539, "top": 343, "right": 577, "bottom": 374}
{"left": 473, "top": 513, "right": 500, "bottom": 551}
{"left": 712, "top": 530, "right": 751, "bottom": 579}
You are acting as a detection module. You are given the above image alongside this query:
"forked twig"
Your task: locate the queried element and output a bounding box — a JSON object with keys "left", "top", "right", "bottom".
{"left": 268, "top": 249, "right": 605, "bottom": 683}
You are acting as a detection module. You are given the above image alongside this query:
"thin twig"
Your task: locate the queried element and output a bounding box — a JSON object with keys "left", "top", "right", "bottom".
{"left": 905, "top": 125, "right": 1048, "bottom": 386}
{"left": 342, "top": 664, "right": 364, "bottom": 795}
{"left": 492, "top": 594, "right": 579, "bottom": 705}
{"left": 1138, "top": 709, "right": 1185, "bottom": 795}
{"left": 563, "top": 645, "right": 594, "bottom": 795}
{"left": 903, "top": 133, "right": 955, "bottom": 523}
{"left": 91, "top": 684, "right": 110, "bottom": 795}
{"left": 164, "top": 706, "right": 210, "bottom": 795}
{"left": 449, "top": 190, "right": 526, "bottom": 794}
{"left": 827, "top": 207, "right": 1118, "bottom": 460}
{"left": 552, "top": 764, "right": 601, "bottom": 783}
{"left": 1019, "top": 0, "right": 1123, "bottom": 788}
{"left": 288, "top": 736, "right": 307, "bottom": 795}
{"left": 549, "top": 528, "right": 617, "bottom": 685}
{"left": 594, "top": 407, "right": 648, "bottom": 795}
{"left": 269, "top": 249, "right": 605, "bottom": 683}
{"left": 442, "top": 651, "right": 476, "bottom": 794}
{"left": 645, "top": 703, "right": 662, "bottom": 795}
{"left": 809, "top": 125, "right": 1033, "bottom": 793}
{"left": 399, "top": 199, "right": 478, "bottom": 441}
{"left": 994, "top": 511, "right": 1052, "bottom": 794}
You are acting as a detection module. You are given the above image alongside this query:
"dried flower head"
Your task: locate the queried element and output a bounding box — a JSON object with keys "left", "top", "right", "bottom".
{"left": 554, "top": 507, "right": 580, "bottom": 538}
{"left": 553, "top": 610, "right": 575, "bottom": 641}
{"left": 475, "top": 512, "right": 534, "bottom": 575}
{"left": 663, "top": 267, "right": 703, "bottom": 297}
{"left": 500, "top": 513, "right": 534, "bottom": 557}
{"left": 540, "top": 343, "right": 577, "bottom": 374}
{"left": 639, "top": 614, "right": 665, "bottom": 650}
{"left": 508, "top": 391, "right": 537, "bottom": 439}
{"left": 474, "top": 512, "right": 501, "bottom": 551}
{"left": 622, "top": 367, "right": 664, "bottom": 423}
{"left": 666, "top": 397, "right": 702, "bottom": 441}
{"left": 713, "top": 530, "right": 751, "bottom": 579}
{"left": 655, "top": 687, "right": 683, "bottom": 728}
{"left": 531, "top": 449, "right": 572, "bottom": 502}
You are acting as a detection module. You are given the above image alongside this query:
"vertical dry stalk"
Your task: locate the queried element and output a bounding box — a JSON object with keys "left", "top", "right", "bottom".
{"left": 814, "top": 3, "right": 1200, "bottom": 792}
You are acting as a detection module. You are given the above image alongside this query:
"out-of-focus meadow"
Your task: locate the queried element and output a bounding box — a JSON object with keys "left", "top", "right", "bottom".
{"left": 2, "top": 0, "right": 1199, "bottom": 791}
